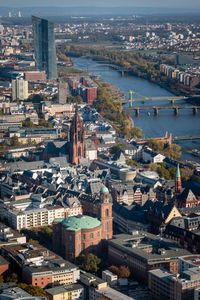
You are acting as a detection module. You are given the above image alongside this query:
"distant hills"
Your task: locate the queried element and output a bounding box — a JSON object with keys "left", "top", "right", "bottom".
{"left": 0, "top": 6, "right": 200, "bottom": 17}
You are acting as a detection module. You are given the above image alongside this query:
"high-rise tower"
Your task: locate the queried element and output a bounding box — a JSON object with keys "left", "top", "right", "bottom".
{"left": 32, "top": 16, "right": 57, "bottom": 80}
{"left": 175, "top": 164, "right": 182, "bottom": 195}
{"left": 69, "top": 105, "right": 86, "bottom": 165}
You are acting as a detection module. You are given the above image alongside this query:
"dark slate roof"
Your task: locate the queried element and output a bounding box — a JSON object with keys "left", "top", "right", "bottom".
{"left": 143, "top": 199, "right": 154, "bottom": 210}
{"left": 86, "top": 181, "right": 102, "bottom": 195}
{"left": 23, "top": 171, "right": 35, "bottom": 178}
{"left": 149, "top": 202, "right": 178, "bottom": 220}
{"left": 0, "top": 255, "right": 9, "bottom": 266}
{"left": 7, "top": 161, "right": 45, "bottom": 172}
{"left": 181, "top": 189, "right": 197, "bottom": 202}
{"left": 112, "top": 151, "right": 126, "bottom": 162}
{"left": 180, "top": 204, "right": 200, "bottom": 216}
{"left": 170, "top": 215, "right": 200, "bottom": 230}
{"left": 112, "top": 202, "right": 148, "bottom": 224}
{"left": 43, "top": 141, "right": 69, "bottom": 155}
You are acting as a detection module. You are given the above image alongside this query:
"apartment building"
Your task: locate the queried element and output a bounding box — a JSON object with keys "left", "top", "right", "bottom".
{"left": 0, "top": 205, "right": 66, "bottom": 230}
{"left": 2, "top": 243, "right": 80, "bottom": 288}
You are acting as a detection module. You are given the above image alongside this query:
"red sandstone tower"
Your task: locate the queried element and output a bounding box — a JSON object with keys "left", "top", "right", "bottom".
{"left": 99, "top": 185, "right": 113, "bottom": 240}
{"left": 69, "top": 105, "right": 86, "bottom": 165}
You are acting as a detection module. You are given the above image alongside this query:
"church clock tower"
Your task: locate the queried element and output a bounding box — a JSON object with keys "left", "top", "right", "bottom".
{"left": 99, "top": 185, "right": 113, "bottom": 240}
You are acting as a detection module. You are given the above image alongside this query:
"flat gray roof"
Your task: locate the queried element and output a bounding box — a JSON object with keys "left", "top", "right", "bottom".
{"left": 108, "top": 232, "right": 190, "bottom": 263}
{"left": 46, "top": 284, "right": 84, "bottom": 295}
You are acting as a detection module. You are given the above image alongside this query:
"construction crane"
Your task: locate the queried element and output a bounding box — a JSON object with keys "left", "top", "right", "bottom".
{"left": 123, "top": 90, "right": 148, "bottom": 107}
{"left": 94, "top": 102, "right": 105, "bottom": 152}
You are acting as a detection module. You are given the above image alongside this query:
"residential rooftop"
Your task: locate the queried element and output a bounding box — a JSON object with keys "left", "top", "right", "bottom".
{"left": 46, "top": 283, "right": 84, "bottom": 296}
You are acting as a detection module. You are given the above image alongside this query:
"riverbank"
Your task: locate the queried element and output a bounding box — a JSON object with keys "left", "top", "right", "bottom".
{"left": 63, "top": 45, "right": 200, "bottom": 99}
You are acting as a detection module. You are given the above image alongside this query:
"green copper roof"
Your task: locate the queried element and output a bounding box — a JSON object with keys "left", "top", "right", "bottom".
{"left": 100, "top": 185, "right": 109, "bottom": 193}
{"left": 176, "top": 164, "right": 181, "bottom": 178}
{"left": 61, "top": 215, "right": 101, "bottom": 231}
{"left": 53, "top": 218, "right": 64, "bottom": 223}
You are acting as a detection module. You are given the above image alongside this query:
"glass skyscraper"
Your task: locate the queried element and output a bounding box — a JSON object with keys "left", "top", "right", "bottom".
{"left": 32, "top": 16, "right": 58, "bottom": 80}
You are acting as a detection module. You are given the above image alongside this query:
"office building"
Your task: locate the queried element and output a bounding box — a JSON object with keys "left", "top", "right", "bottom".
{"left": 149, "top": 267, "right": 200, "bottom": 300}
{"left": 108, "top": 232, "right": 190, "bottom": 284}
{"left": 12, "top": 77, "right": 28, "bottom": 100}
{"left": 32, "top": 16, "right": 57, "bottom": 80}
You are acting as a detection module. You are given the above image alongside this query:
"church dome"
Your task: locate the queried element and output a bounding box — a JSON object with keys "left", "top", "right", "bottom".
{"left": 100, "top": 185, "right": 109, "bottom": 193}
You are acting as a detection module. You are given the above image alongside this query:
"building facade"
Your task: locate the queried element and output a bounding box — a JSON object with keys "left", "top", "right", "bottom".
{"left": 12, "top": 77, "right": 28, "bottom": 100}
{"left": 58, "top": 82, "right": 68, "bottom": 104}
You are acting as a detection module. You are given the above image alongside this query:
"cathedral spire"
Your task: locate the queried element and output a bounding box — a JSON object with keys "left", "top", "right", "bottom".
{"left": 69, "top": 105, "right": 86, "bottom": 165}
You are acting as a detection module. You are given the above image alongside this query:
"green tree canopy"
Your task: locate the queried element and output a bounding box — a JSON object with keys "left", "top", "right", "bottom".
{"left": 75, "top": 254, "right": 101, "bottom": 274}
{"left": 109, "top": 265, "right": 131, "bottom": 278}
{"left": 17, "top": 283, "right": 47, "bottom": 297}
{"left": 10, "top": 136, "right": 21, "bottom": 147}
{"left": 110, "top": 144, "right": 126, "bottom": 154}
{"left": 22, "top": 120, "right": 34, "bottom": 128}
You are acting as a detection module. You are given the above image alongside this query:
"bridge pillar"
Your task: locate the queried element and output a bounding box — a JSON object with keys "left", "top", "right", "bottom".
{"left": 135, "top": 108, "right": 140, "bottom": 117}
{"left": 174, "top": 107, "right": 179, "bottom": 116}
{"left": 121, "top": 71, "right": 124, "bottom": 77}
{"left": 193, "top": 107, "right": 198, "bottom": 115}
{"left": 154, "top": 107, "right": 159, "bottom": 116}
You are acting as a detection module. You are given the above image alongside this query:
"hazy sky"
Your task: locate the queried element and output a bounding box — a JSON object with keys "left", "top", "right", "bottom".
{"left": 0, "top": 0, "right": 200, "bottom": 7}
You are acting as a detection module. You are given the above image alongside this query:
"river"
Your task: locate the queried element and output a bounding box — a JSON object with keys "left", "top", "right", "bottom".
{"left": 73, "top": 57, "right": 200, "bottom": 163}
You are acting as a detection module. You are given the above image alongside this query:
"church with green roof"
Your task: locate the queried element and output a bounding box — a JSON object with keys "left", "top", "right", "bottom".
{"left": 53, "top": 185, "right": 113, "bottom": 262}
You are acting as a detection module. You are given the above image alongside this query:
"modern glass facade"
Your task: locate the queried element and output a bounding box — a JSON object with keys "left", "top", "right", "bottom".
{"left": 32, "top": 16, "right": 58, "bottom": 80}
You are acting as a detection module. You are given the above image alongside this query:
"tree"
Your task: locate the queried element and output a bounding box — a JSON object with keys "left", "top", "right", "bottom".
{"left": 22, "top": 120, "right": 34, "bottom": 128}
{"left": 6, "top": 273, "right": 18, "bottom": 283}
{"left": 0, "top": 276, "right": 4, "bottom": 283}
{"left": 109, "top": 265, "right": 130, "bottom": 278}
{"left": 130, "top": 127, "right": 144, "bottom": 138}
{"left": 149, "top": 139, "right": 165, "bottom": 152}
{"left": 28, "top": 94, "right": 47, "bottom": 103}
{"left": 38, "top": 119, "right": 52, "bottom": 128}
{"left": 118, "top": 266, "right": 130, "bottom": 278}
{"left": 180, "top": 167, "right": 193, "bottom": 182}
{"left": 110, "top": 144, "right": 125, "bottom": 154}
{"left": 126, "top": 159, "right": 138, "bottom": 167}
{"left": 10, "top": 136, "right": 21, "bottom": 147}
{"left": 17, "top": 283, "right": 47, "bottom": 297}
{"left": 164, "top": 144, "right": 182, "bottom": 159}
{"left": 149, "top": 162, "right": 176, "bottom": 180}
{"left": 75, "top": 254, "right": 101, "bottom": 274}
{"left": 109, "top": 265, "right": 119, "bottom": 276}
{"left": 21, "top": 227, "right": 53, "bottom": 246}
{"left": 67, "top": 95, "right": 83, "bottom": 103}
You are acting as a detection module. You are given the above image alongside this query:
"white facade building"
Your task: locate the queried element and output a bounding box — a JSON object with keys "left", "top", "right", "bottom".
{"left": 12, "top": 77, "right": 28, "bottom": 100}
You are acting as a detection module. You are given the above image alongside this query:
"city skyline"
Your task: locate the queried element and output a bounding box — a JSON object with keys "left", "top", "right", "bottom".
{"left": 0, "top": 0, "right": 200, "bottom": 7}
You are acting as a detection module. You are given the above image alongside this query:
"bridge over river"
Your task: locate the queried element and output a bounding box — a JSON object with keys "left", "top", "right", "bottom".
{"left": 124, "top": 105, "right": 200, "bottom": 116}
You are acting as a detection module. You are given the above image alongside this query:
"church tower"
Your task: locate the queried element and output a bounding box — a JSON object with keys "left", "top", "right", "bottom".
{"left": 69, "top": 105, "right": 86, "bottom": 165}
{"left": 175, "top": 164, "right": 182, "bottom": 195}
{"left": 99, "top": 185, "right": 113, "bottom": 240}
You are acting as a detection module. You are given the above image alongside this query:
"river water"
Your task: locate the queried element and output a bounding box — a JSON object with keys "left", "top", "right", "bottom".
{"left": 73, "top": 57, "right": 200, "bottom": 163}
